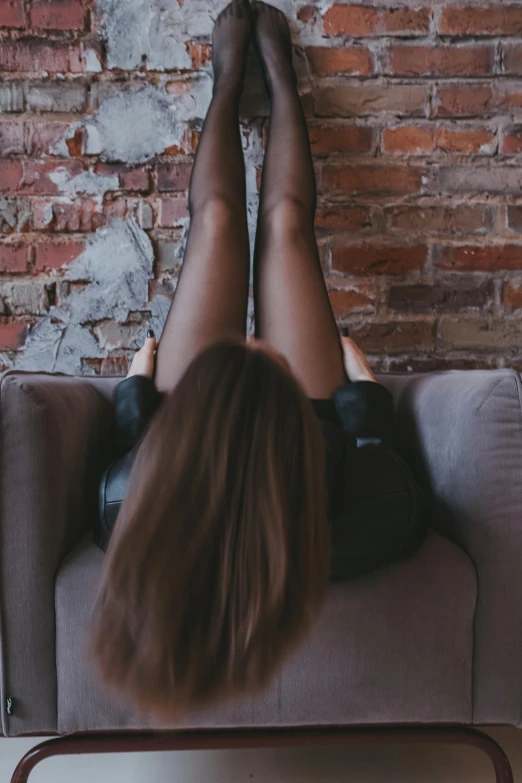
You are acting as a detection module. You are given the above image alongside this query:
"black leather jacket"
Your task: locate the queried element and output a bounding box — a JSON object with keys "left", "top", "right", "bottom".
{"left": 96, "top": 375, "right": 428, "bottom": 579}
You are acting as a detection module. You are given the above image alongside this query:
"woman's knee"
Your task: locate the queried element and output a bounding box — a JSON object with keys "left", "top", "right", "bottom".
{"left": 259, "top": 197, "right": 314, "bottom": 236}
{"left": 189, "top": 196, "right": 244, "bottom": 231}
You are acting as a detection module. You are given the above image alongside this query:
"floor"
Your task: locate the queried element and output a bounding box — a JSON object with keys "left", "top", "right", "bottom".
{"left": 1, "top": 727, "right": 520, "bottom": 783}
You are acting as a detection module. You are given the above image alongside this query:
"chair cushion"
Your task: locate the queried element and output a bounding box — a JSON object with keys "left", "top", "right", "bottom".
{"left": 379, "top": 369, "right": 522, "bottom": 725}
{"left": 55, "top": 530, "right": 476, "bottom": 733}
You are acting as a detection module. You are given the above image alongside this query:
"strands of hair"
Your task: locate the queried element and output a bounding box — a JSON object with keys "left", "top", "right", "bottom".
{"left": 87, "top": 340, "right": 329, "bottom": 718}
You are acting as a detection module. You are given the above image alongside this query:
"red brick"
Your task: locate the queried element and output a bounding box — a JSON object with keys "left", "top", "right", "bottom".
{"left": 323, "top": 165, "right": 422, "bottom": 196}
{"left": 503, "top": 44, "right": 522, "bottom": 75}
{"left": 388, "top": 356, "right": 496, "bottom": 372}
{"left": 436, "top": 127, "right": 495, "bottom": 154}
{"left": 499, "top": 85, "right": 522, "bottom": 110}
{"left": 323, "top": 4, "right": 378, "bottom": 34}
{"left": 100, "top": 198, "right": 142, "bottom": 226}
{"left": 439, "top": 6, "right": 522, "bottom": 35}
{"left": 386, "top": 204, "right": 491, "bottom": 235}
{"left": 332, "top": 244, "right": 427, "bottom": 274}
{"left": 438, "top": 245, "right": 522, "bottom": 271}
{"left": 120, "top": 167, "right": 149, "bottom": 192}
{"left": 384, "top": 7, "right": 431, "bottom": 34}
{"left": 501, "top": 126, "right": 522, "bottom": 154}
{"left": 315, "top": 84, "right": 429, "bottom": 118}
{"left": 186, "top": 42, "right": 211, "bottom": 69}
{"left": 315, "top": 205, "right": 371, "bottom": 231}
{"left": 389, "top": 281, "right": 493, "bottom": 313}
{"left": 34, "top": 238, "right": 85, "bottom": 270}
{"left": 83, "top": 355, "right": 132, "bottom": 376}
{"left": 24, "top": 120, "right": 73, "bottom": 156}
{"left": 96, "top": 163, "right": 150, "bottom": 192}
{"left": 0, "top": 318, "right": 29, "bottom": 349}
{"left": 0, "top": 242, "right": 27, "bottom": 272}
{"left": 306, "top": 47, "right": 373, "bottom": 76}
{"left": 349, "top": 321, "right": 435, "bottom": 353}
{"left": 164, "top": 128, "right": 200, "bottom": 156}
{"left": 309, "top": 125, "right": 373, "bottom": 155}
{"left": 0, "top": 39, "right": 82, "bottom": 73}
{"left": 298, "top": 4, "right": 316, "bottom": 23}
{"left": 156, "top": 196, "right": 190, "bottom": 227}
{"left": 323, "top": 5, "right": 430, "bottom": 36}
{"left": 437, "top": 165, "right": 522, "bottom": 195}
{"left": 157, "top": 162, "right": 192, "bottom": 192}
{"left": 165, "top": 79, "right": 195, "bottom": 96}
{"left": 19, "top": 159, "right": 84, "bottom": 195}
{"left": 0, "top": 160, "right": 23, "bottom": 193}
{"left": 32, "top": 199, "right": 101, "bottom": 232}
{"left": 383, "top": 125, "right": 495, "bottom": 155}
{"left": 507, "top": 206, "right": 522, "bottom": 232}
{"left": 503, "top": 282, "right": 522, "bottom": 309}
{"left": 328, "top": 285, "right": 376, "bottom": 316}
{"left": 437, "top": 84, "right": 495, "bottom": 117}
{"left": 383, "top": 126, "right": 435, "bottom": 154}
{"left": 440, "top": 319, "right": 522, "bottom": 351}
{"left": 99, "top": 356, "right": 131, "bottom": 376}
{"left": 30, "top": 0, "right": 86, "bottom": 30}
{"left": 388, "top": 44, "right": 494, "bottom": 77}
{"left": 0, "top": 121, "right": 24, "bottom": 155}
{"left": 0, "top": 0, "right": 26, "bottom": 27}
{"left": 65, "top": 127, "right": 83, "bottom": 157}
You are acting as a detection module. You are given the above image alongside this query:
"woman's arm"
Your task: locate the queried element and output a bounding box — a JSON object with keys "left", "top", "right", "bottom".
{"left": 113, "top": 330, "right": 164, "bottom": 451}
{"left": 126, "top": 329, "right": 158, "bottom": 380}
{"left": 339, "top": 328, "right": 377, "bottom": 384}
{"left": 333, "top": 330, "right": 394, "bottom": 447}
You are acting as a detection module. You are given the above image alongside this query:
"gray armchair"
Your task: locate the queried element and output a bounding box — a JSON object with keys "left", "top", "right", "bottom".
{"left": 2, "top": 369, "right": 522, "bottom": 780}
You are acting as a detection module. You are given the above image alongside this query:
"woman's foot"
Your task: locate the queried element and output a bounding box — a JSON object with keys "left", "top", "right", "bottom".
{"left": 252, "top": 1, "right": 295, "bottom": 92}
{"left": 212, "top": 0, "right": 253, "bottom": 94}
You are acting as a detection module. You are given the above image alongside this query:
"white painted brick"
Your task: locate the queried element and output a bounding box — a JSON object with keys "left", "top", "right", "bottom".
{"left": 26, "top": 82, "right": 88, "bottom": 113}
{"left": 0, "top": 83, "right": 24, "bottom": 112}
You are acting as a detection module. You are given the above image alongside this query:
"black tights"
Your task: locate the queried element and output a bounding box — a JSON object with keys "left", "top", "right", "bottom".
{"left": 155, "top": 0, "right": 347, "bottom": 399}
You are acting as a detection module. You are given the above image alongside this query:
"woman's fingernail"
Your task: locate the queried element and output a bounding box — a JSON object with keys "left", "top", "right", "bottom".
{"left": 341, "top": 327, "right": 350, "bottom": 337}
{"left": 147, "top": 328, "right": 155, "bottom": 338}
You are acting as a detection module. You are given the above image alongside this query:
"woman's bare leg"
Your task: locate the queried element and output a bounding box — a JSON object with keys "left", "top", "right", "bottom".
{"left": 252, "top": 1, "right": 347, "bottom": 398}
{"left": 155, "top": 0, "right": 252, "bottom": 393}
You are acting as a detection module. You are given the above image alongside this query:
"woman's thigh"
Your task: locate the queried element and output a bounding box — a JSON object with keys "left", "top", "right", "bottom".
{"left": 253, "top": 209, "right": 347, "bottom": 399}
{"left": 154, "top": 204, "right": 250, "bottom": 394}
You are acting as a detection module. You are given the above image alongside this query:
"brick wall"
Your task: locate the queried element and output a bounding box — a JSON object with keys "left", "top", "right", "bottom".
{"left": 1, "top": 0, "right": 521, "bottom": 375}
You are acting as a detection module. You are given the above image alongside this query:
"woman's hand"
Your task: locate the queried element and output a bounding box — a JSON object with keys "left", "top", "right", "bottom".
{"left": 340, "top": 328, "right": 377, "bottom": 383}
{"left": 126, "top": 329, "right": 158, "bottom": 379}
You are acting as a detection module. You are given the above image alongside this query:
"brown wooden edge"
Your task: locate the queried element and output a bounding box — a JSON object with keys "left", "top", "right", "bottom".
{"left": 9, "top": 725, "right": 514, "bottom": 783}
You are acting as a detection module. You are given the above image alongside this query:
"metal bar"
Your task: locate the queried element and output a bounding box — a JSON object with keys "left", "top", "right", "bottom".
{"left": 10, "top": 725, "right": 514, "bottom": 783}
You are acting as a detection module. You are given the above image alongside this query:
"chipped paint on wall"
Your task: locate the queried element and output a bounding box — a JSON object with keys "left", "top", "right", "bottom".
{"left": 15, "top": 218, "right": 153, "bottom": 373}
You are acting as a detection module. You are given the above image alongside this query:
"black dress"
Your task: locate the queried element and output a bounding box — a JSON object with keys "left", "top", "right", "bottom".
{"left": 96, "top": 375, "right": 428, "bottom": 579}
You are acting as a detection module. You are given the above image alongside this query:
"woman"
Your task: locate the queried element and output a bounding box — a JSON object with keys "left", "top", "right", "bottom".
{"left": 88, "top": 0, "right": 428, "bottom": 719}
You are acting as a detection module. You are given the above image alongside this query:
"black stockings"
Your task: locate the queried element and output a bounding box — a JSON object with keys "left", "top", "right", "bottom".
{"left": 155, "top": 0, "right": 347, "bottom": 398}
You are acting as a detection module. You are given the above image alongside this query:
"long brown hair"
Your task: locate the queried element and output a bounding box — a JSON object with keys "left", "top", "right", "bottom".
{"left": 87, "top": 339, "right": 328, "bottom": 718}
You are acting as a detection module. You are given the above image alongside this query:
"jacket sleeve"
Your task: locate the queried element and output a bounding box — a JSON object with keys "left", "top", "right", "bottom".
{"left": 332, "top": 380, "right": 394, "bottom": 448}
{"left": 329, "top": 381, "right": 429, "bottom": 579}
{"left": 113, "top": 375, "right": 164, "bottom": 452}
{"left": 329, "top": 446, "right": 430, "bottom": 580}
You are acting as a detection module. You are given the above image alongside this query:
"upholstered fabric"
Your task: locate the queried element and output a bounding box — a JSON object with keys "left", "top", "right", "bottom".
{"left": 1, "top": 368, "right": 522, "bottom": 736}
{"left": 55, "top": 530, "right": 475, "bottom": 733}
{"left": 0, "top": 371, "right": 116, "bottom": 736}
{"left": 380, "top": 369, "right": 522, "bottom": 725}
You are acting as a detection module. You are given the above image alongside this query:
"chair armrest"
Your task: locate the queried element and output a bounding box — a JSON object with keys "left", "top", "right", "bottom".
{"left": 0, "top": 371, "right": 117, "bottom": 735}
{"left": 378, "top": 368, "right": 522, "bottom": 725}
